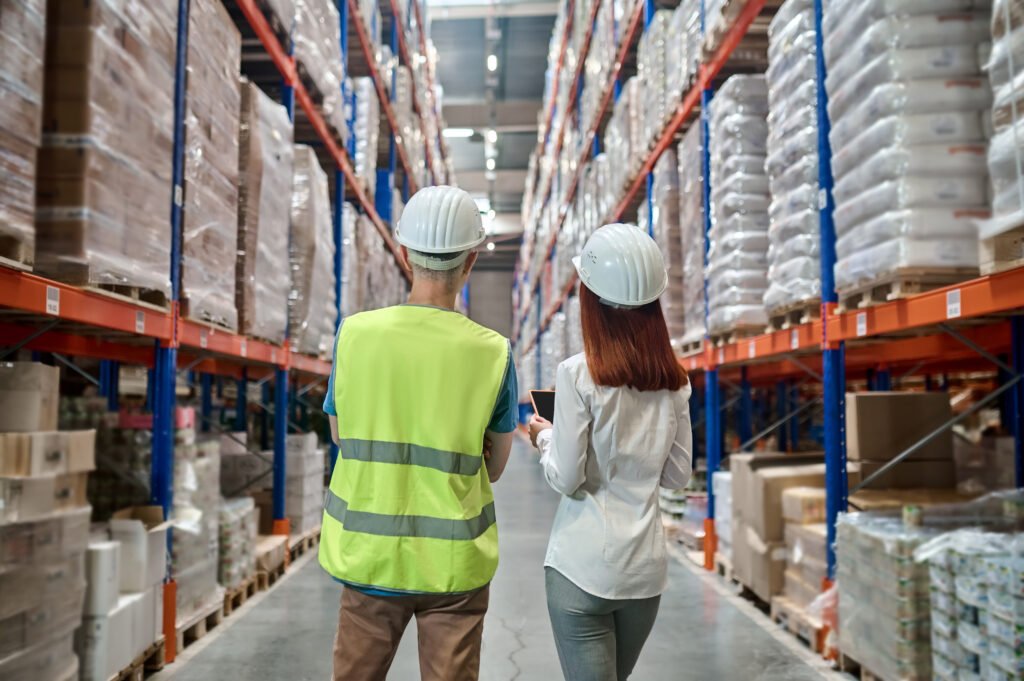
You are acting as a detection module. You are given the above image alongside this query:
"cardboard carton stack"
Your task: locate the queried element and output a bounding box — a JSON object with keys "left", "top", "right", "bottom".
{"left": 237, "top": 79, "right": 293, "bottom": 343}
{"left": 172, "top": 437, "right": 222, "bottom": 623}
{"left": 286, "top": 434, "right": 324, "bottom": 536}
{"left": 778, "top": 487, "right": 828, "bottom": 615}
{"left": 0, "top": 362, "right": 95, "bottom": 681}
{"left": 37, "top": 0, "right": 176, "bottom": 296}
{"left": 712, "top": 471, "right": 733, "bottom": 562}
{"left": 649, "top": 149, "right": 685, "bottom": 347}
{"left": 219, "top": 497, "right": 258, "bottom": 590}
{"left": 0, "top": 0, "right": 45, "bottom": 265}
{"left": 677, "top": 124, "right": 706, "bottom": 346}
{"left": 79, "top": 507, "right": 169, "bottom": 681}
{"left": 219, "top": 432, "right": 270, "bottom": 497}
{"left": 353, "top": 77, "right": 380, "bottom": 195}
{"left": 181, "top": 0, "right": 241, "bottom": 330}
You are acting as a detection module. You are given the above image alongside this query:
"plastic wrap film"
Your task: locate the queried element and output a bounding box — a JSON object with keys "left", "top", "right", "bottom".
{"left": 354, "top": 77, "right": 380, "bottom": 197}
{"left": 713, "top": 472, "right": 733, "bottom": 559}
{"left": 667, "top": 2, "right": 702, "bottom": 106}
{"left": 985, "top": 0, "right": 1024, "bottom": 232}
{"left": 237, "top": 80, "right": 293, "bottom": 343}
{"left": 605, "top": 77, "right": 643, "bottom": 198}
{"left": 650, "top": 150, "right": 684, "bottom": 346}
{"left": 37, "top": 0, "right": 176, "bottom": 294}
{"left": 173, "top": 437, "right": 222, "bottom": 622}
{"left": 294, "top": 0, "right": 347, "bottom": 140}
{"left": 823, "top": 3, "right": 991, "bottom": 297}
{"left": 218, "top": 497, "right": 257, "bottom": 590}
{"left": 182, "top": 0, "right": 241, "bottom": 330}
{"left": 285, "top": 435, "right": 325, "bottom": 535}
{"left": 262, "top": 0, "right": 296, "bottom": 34}
{"left": 581, "top": 0, "right": 616, "bottom": 133}
{"left": 355, "top": 214, "right": 408, "bottom": 311}
{"left": 836, "top": 491, "right": 1024, "bottom": 681}
{"left": 638, "top": 11, "right": 672, "bottom": 149}
{"left": 290, "top": 146, "right": 338, "bottom": 356}
{"left": 0, "top": 0, "right": 44, "bottom": 262}
{"left": 677, "top": 124, "right": 706, "bottom": 346}
{"left": 707, "top": 75, "right": 770, "bottom": 336}
{"left": 764, "top": 0, "right": 820, "bottom": 316}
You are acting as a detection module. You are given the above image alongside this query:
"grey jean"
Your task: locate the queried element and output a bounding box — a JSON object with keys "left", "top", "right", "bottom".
{"left": 545, "top": 567, "right": 662, "bottom": 681}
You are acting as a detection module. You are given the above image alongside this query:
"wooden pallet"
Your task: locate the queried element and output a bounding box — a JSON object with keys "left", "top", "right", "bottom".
{"left": 175, "top": 597, "right": 225, "bottom": 654}
{"left": 770, "top": 596, "right": 826, "bottom": 654}
{"left": 714, "top": 551, "right": 736, "bottom": 583}
{"left": 288, "top": 525, "right": 321, "bottom": 562}
{"left": 980, "top": 222, "right": 1024, "bottom": 275}
{"left": 109, "top": 637, "right": 166, "bottom": 681}
{"left": 84, "top": 285, "right": 170, "bottom": 311}
{"left": 766, "top": 299, "right": 820, "bottom": 332}
{"left": 710, "top": 325, "right": 763, "bottom": 347}
{"left": 222, "top": 574, "right": 260, "bottom": 618}
{"left": 677, "top": 524, "right": 705, "bottom": 552}
{"left": 838, "top": 652, "right": 885, "bottom": 681}
{"left": 180, "top": 298, "right": 238, "bottom": 332}
{"left": 257, "top": 563, "right": 286, "bottom": 591}
{"left": 0, "top": 234, "right": 32, "bottom": 271}
{"left": 837, "top": 268, "right": 977, "bottom": 313}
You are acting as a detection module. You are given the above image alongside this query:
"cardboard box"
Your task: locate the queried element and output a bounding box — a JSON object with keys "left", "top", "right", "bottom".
{"left": 748, "top": 465, "right": 827, "bottom": 542}
{"left": 0, "top": 472, "right": 89, "bottom": 522}
{"left": 84, "top": 540, "right": 121, "bottom": 616}
{"left": 783, "top": 568, "right": 819, "bottom": 608}
{"left": 254, "top": 535, "right": 287, "bottom": 573}
{"left": 741, "top": 524, "right": 787, "bottom": 603}
{"left": 845, "top": 392, "right": 954, "bottom": 462}
{"left": 0, "top": 362, "right": 59, "bottom": 432}
{"left": 138, "top": 584, "right": 163, "bottom": 650}
{"left": 858, "top": 459, "right": 956, "bottom": 490}
{"left": 78, "top": 592, "right": 141, "bottom": 681}
{"left": 781, "top": 487, "right": 826, "bottom": 524}
{"left": 109, "top": 506, "right": 171, "bottom": 592}
{"left": 730, "top": 452, "right": 824, "bottom": 523}
{"left": 847, "top": 488, "right": 976, "bottom": 512}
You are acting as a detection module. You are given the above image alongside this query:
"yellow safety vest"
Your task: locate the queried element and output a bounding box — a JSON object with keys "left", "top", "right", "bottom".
{"left": 318, "top": 304, "right": 509, "bottom": 594}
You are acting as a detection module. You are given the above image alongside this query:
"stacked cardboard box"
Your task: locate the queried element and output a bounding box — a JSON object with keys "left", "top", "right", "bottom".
{"left": 0, "top": 363, "right": 95, "bottom": 681}
{"left": 237, "top": 80, "right": 293, "bottom": 343}
{"left": 0, "top": 0, "right": 44, "bottom": 265}
{"left": 677, "top": 124, "right": 706, "bottom": 347}
{"left": 285, "top": 434, "right": 325, "bottom": 535}
{"left": 37, "top": 0, "right": 175, "bottom": 295}
{"left": 172, "top": 437, "right": 222, "bottom": 623}
{"left": 290, "top": 145, "right": 338, "bottom": 356}
{"left": 80, "top": 507, "right": 168, "bottom": 681}
{"left": 847, "top": 392, "right": 957, "bottom": 490}
{"left": 219, "top": 497, "right": 258, "bottom": 590}
{"left": 219, "top": 432, "right": 271, "bottom": 497}
{"left": 779, "top": 487, "right": 828, "bottom": 613}
{"left": 954, "top": 435, "right": 1017, "bottom": 494}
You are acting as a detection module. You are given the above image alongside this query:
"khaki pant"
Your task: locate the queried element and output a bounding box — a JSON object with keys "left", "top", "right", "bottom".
{"left": 332, "top": 585, "right": 490, "bottom": 681}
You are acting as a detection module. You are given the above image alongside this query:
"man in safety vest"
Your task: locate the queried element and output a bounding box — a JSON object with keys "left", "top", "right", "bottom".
{"left": 320, "top": 185, "right": 518, "bottom": 681}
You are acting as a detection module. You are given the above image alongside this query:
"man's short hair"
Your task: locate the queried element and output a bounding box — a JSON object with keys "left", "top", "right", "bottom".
{"left": 408, "top": 249, "right": 470, "bottom": 285}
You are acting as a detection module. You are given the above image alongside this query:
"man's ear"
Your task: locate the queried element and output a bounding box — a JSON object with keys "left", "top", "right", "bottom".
{"left": 463, "top": 252, "right": 479, "bottom": 276}
{"left": 399, "top": 246, "right": 413, "bottom": 273}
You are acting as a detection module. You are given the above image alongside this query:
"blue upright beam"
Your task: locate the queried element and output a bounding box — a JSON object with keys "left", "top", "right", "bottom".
{"left": 273, "top": 368, "right": 289, "bottom": 523}
{"left": 776, "top": 381, "right": 789, "bottom": 452}
{"left": 788, "top": 382, "right": 800, "bottom": 448}
{"left": 1012, "top": 316, "right": 1024, "bottom": 488}
{"left": 200, "top": 373, "right": 213, "bottom": 432}
{"left": 739, "top": 367, "right": 752, "bottom": 447}
{"left": 100, "top": 360, "right": 120, "bottom": 412}
{"left": 260, "top": 381, "right": 271, "bottom": 450}
{"left": 235, "top": 369, "right": 248, "bottom": 433}
{"left": 875, "top": 368, "right": 892, "bottom": 391}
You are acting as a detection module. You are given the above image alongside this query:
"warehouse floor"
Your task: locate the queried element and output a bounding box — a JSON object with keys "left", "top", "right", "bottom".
{"left": 154, "top": 439, "right": 839, "bottom": 680}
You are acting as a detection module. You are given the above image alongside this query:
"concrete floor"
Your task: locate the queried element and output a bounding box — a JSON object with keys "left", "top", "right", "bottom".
{"left": 155, "top": 439, "right": 840, "bottom": 680}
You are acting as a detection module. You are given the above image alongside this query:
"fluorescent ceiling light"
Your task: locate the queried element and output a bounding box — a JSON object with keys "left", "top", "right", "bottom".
{"left": 486, "top": 158, "right": 495, "bottom": 171}
{"left": 443, "top": 127, "right": 474, "bottom": 138}
{"left": 487, "top": 242, "right": 496, "bottom": 252}
{"left": 486, "top": 129, "right": 498, "bottom": 143}
{"left": 487, "top": 54, "right": 498, "bottom": 72}
{"left": 488, "top": 209, "right": 496, "bottom": 220}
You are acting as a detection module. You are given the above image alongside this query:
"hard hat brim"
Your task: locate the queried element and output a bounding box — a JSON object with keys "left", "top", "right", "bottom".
{"left": 395, "top": 229, "right": 487, "bottom": 254}
{"left": 573, "top": 256, "right": 667, "bottom": 308}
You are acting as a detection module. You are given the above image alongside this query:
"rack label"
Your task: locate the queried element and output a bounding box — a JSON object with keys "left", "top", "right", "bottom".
{"left": 790, "top": 329, "right": 799, "bottom": 350}
{"left": 717, "top": 348, "right": 724, "bottom": 364}
{"left": 856, "top": 313, "right": 867, "bottom": 337}
{"left": 946, "top": 289, "right": 961, "bottom": 319}
{"left": 240, "top": 339, "right": 247, "bottom": 358}
{"left": 748, "top": 341, "right": 756, "bottom": 359}
{"left": 818, "top": 188, "right": 828, "bottom": 210}
{"left": 45, "top": 286, "right": 59, "bottom": 316}
{"left": 174, "top": 184, "right": 183, "bottom": 208}
{"left": 135, "top": 311, "right": 145, "bottom": 334}
{"left": 199, "top": 329, "right": 208, "bottom": 349}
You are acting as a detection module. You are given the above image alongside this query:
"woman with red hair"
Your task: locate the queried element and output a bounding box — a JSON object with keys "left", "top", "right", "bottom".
{"left": 529, "top": 223, "right": 693, "bottom": 681}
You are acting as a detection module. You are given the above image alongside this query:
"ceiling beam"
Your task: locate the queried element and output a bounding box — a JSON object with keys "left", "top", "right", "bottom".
{"left": 442, "top": 100, "right": 542, "bottom": 130}
{"left": 429, "top": 1, "right": 559, "bottom": 20}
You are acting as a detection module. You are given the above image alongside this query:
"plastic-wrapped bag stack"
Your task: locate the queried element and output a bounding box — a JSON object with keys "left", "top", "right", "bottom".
{"left": 764, "top": 0, "right": 820, "bottom": 320}
{"left": 668, "top": 2, "right": 702, "bottom": 105}
{"left": 37, "top": 0, "right": 176, "bottom": 296}
{"left": 582, "top": 0, "right": 615, "bottom": 133}
{"left": 713, "top": 472, "right": 733, "bottom": 561}
{"left": 678, "top": 124, "right": 706, "bottom": 348}
{"left": 823, "top": 0, "right": 991, "bottom": 298}
{"left": 218, "top": 498, "right": 257, "bottom": 590}
{"left": 639, "top": 11, "right": 672, "bottom": 148}
{"left": 565, "top": 295, "right": 583, "bottom": 358}
{"left": 707, "top": 75, "right": 770, "bottom": 337}
{"left": 173, "top": 438, "right": 222, "bottom": 623}
{"left": 290, "top": 146, "right": 338, "bottom": 356}
{"left": 237, "top": 80, "right": 293, "bottom": 344}
{"left": 0, "top": 0, "right": 44, "bottom": 266}
{"left": 354, "top": 77, "right": 380, "bottom": 196}
{"left": 294, "top": 0, "right": 347, "bottom": 141}
{"left": 648, "top": 151, "right": 684, "bottom": 346}
{"left": 605, "top": 77, "right": 643, "bottom": 197}
{"left": 982, "top": 0, "right": 1024, "bottom": 273}
{"left": 356, "top": 215, "right": 407, "bottom": 311}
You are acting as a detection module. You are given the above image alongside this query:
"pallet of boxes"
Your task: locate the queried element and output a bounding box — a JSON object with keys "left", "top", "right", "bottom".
{"left": 0, "top": 363, "right": 95, "bottom": 681}
{"left": 775, "top": 486, "right": 830, "bottom": 653}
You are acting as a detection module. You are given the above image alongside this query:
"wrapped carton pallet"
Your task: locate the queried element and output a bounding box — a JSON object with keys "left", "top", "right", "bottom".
{"left": 290, "top": 145, "right": 338, "bottom": 356}
{"left": 237, "top": 80, "right": 293, "bottom": 343}
{"left": 37, "top": 0, "right": 176, "bottom": 296}
{"left": 649, "top": 150, "right": 685, "bottom": 346}
{"left": 294, "top": 0, "right": 346, "bottom": 140}
{"left": 353, "top": 77, "right": 380, "bottom": 195}
{"left": 172, "top": 437, "right": 222, "bottom": 623}
{"left": 677, "top": 124, "right": 706, "bottom": 348}
{"left": 712, "top": 472, "right": 733, "bottom": 561}
{"left": 181, "top": 0, "right": 241, "bottom": 330}
{"left": 0, "top": 0, "right": 45, "bottom": 266}
{"left": 219, "top": 497, "right": 258, "bottom": 590}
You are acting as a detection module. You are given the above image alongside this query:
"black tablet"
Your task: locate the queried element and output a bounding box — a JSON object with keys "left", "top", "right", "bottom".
{"left": 529, "top": 390, "right": 555, "bottom": 423}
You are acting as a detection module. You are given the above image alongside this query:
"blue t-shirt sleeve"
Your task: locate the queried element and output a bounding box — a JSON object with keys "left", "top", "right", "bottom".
{"left": 486, "top": 348, "right": 519, "bottom": 434}
{"left": 322, "top": 322, "right": 343, "bottom": 416}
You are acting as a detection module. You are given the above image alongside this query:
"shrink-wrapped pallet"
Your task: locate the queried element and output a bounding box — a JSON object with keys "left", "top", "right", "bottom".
{"left": 182, "top": 0, "right": 241, "bottom": 330}
{"left": 173, "top": 438, "right": 222, "bottom": 622}
{"left": 294, "top": 0, "right": 346, "bottom": 140}
{"left": 339, "top": 203, "right": 362, "bottom": 317}
{"left": 0, "top": 0, "right": 44, "bottom": 266}
{"left": 581, "top": 0, "right": 615, "bottom": 132}
{"left": 237, "top": 80, "right": 293, "bottom": 343}
{"left": 638, "top": 11, "right": 672, "bottom": 148}
{"left": 712, "top": 472, "right": 733, "bottom": 560}
{"left": 219, "top": 497, "right": 257, "bottom": 590}
{"left": 707, "top": 75, "right": 770, "bottom": 336}
{"left": 678, "top": 124, "right": 706, "bottom": 347}
{"left": 764, "top": 0, "right": 820, "bottom": 318}
{"left": 667, "top": 2, "right": 702, "bottom": 104}
{"left": 605, "top": 77, "right": 643, "bottom": 197}
{"left": 37, "top": 0, "right": 176, "bottom": 295}
{"left": 285, "top": 434, "right": 324, "bottom": 535}
{"left": 354, "top": 77, "right": 380, "bottom": 196}
{"left": 823, "top": 1, "right": 991, "bottom": 297}
{"left": 290, "top": 146, "right": 338, "bottom": 356}
{"left": 355, "top": 215, "right": 407, "bottom": 311}
{"left": 650, "top": 151, "right": 684, "bottom": 345}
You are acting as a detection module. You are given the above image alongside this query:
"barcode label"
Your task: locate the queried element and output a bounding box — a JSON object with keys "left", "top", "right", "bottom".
{"left": 199, "top": 329, "right": 208, "bottom": 349}
{"left": 818, "top": 188, "right": 828, "bottom": 210}
{"left": 790, "top": 329, "right": 799, "bottom": 350}
{"left": 135, "top": 311, "right": 145, "bottom": 334}
{"left": 717, "top": 348, "right": 724, "bottom": 364}
{"left": 239, "top": 339, "right": 247, "bottom": 357}
{"left": 174, "top": 184, "right": 183, "bottom": 207}
{"left": 856, "top": 313, "right": 867, "bottom": 337}
{"left": 946, "top": 289, "right": 961, "bottom": 319}
{"left": 748, "top": 341, "right": 756, "bottom": 359}
{"left": 45, "top": 286, "right": 59, "bottom": 315}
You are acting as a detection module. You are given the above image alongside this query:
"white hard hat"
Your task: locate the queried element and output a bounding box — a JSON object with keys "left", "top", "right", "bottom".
{"left": 572, "top": 223, "right": 668, "bottom": 308}
{"left": 396, "top": 185, "right": 486, "bottom": 271}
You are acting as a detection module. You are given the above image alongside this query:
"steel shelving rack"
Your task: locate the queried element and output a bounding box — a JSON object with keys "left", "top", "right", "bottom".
{"left": 0, "top": 0, "right": 442, "bottom": 665}
{"left": 514, "top": 0, "right": 1024, "bottom": 583}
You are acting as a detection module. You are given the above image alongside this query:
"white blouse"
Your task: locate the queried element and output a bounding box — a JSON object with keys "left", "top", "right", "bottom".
{"left": 536, "top": 353, "right": 693, "bottom": 600}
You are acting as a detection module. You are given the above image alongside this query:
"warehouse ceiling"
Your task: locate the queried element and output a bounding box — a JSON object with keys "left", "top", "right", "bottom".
{"left": 428, "top": 1, "right": 556, "bottom": 271}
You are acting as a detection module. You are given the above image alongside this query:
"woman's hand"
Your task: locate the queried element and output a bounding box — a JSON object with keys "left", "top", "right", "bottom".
{"left": 528, "top": 415, "right": 553, "bottom": 448}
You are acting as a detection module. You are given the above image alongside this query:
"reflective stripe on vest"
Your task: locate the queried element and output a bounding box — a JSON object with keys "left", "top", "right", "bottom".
{"left": 318, "top": 305, "right": 509, "bottom": 594}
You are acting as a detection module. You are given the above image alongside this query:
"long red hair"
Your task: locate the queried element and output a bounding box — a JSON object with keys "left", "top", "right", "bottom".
{"left": 579, "top": 284, "right": 688, "bottom": 391}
